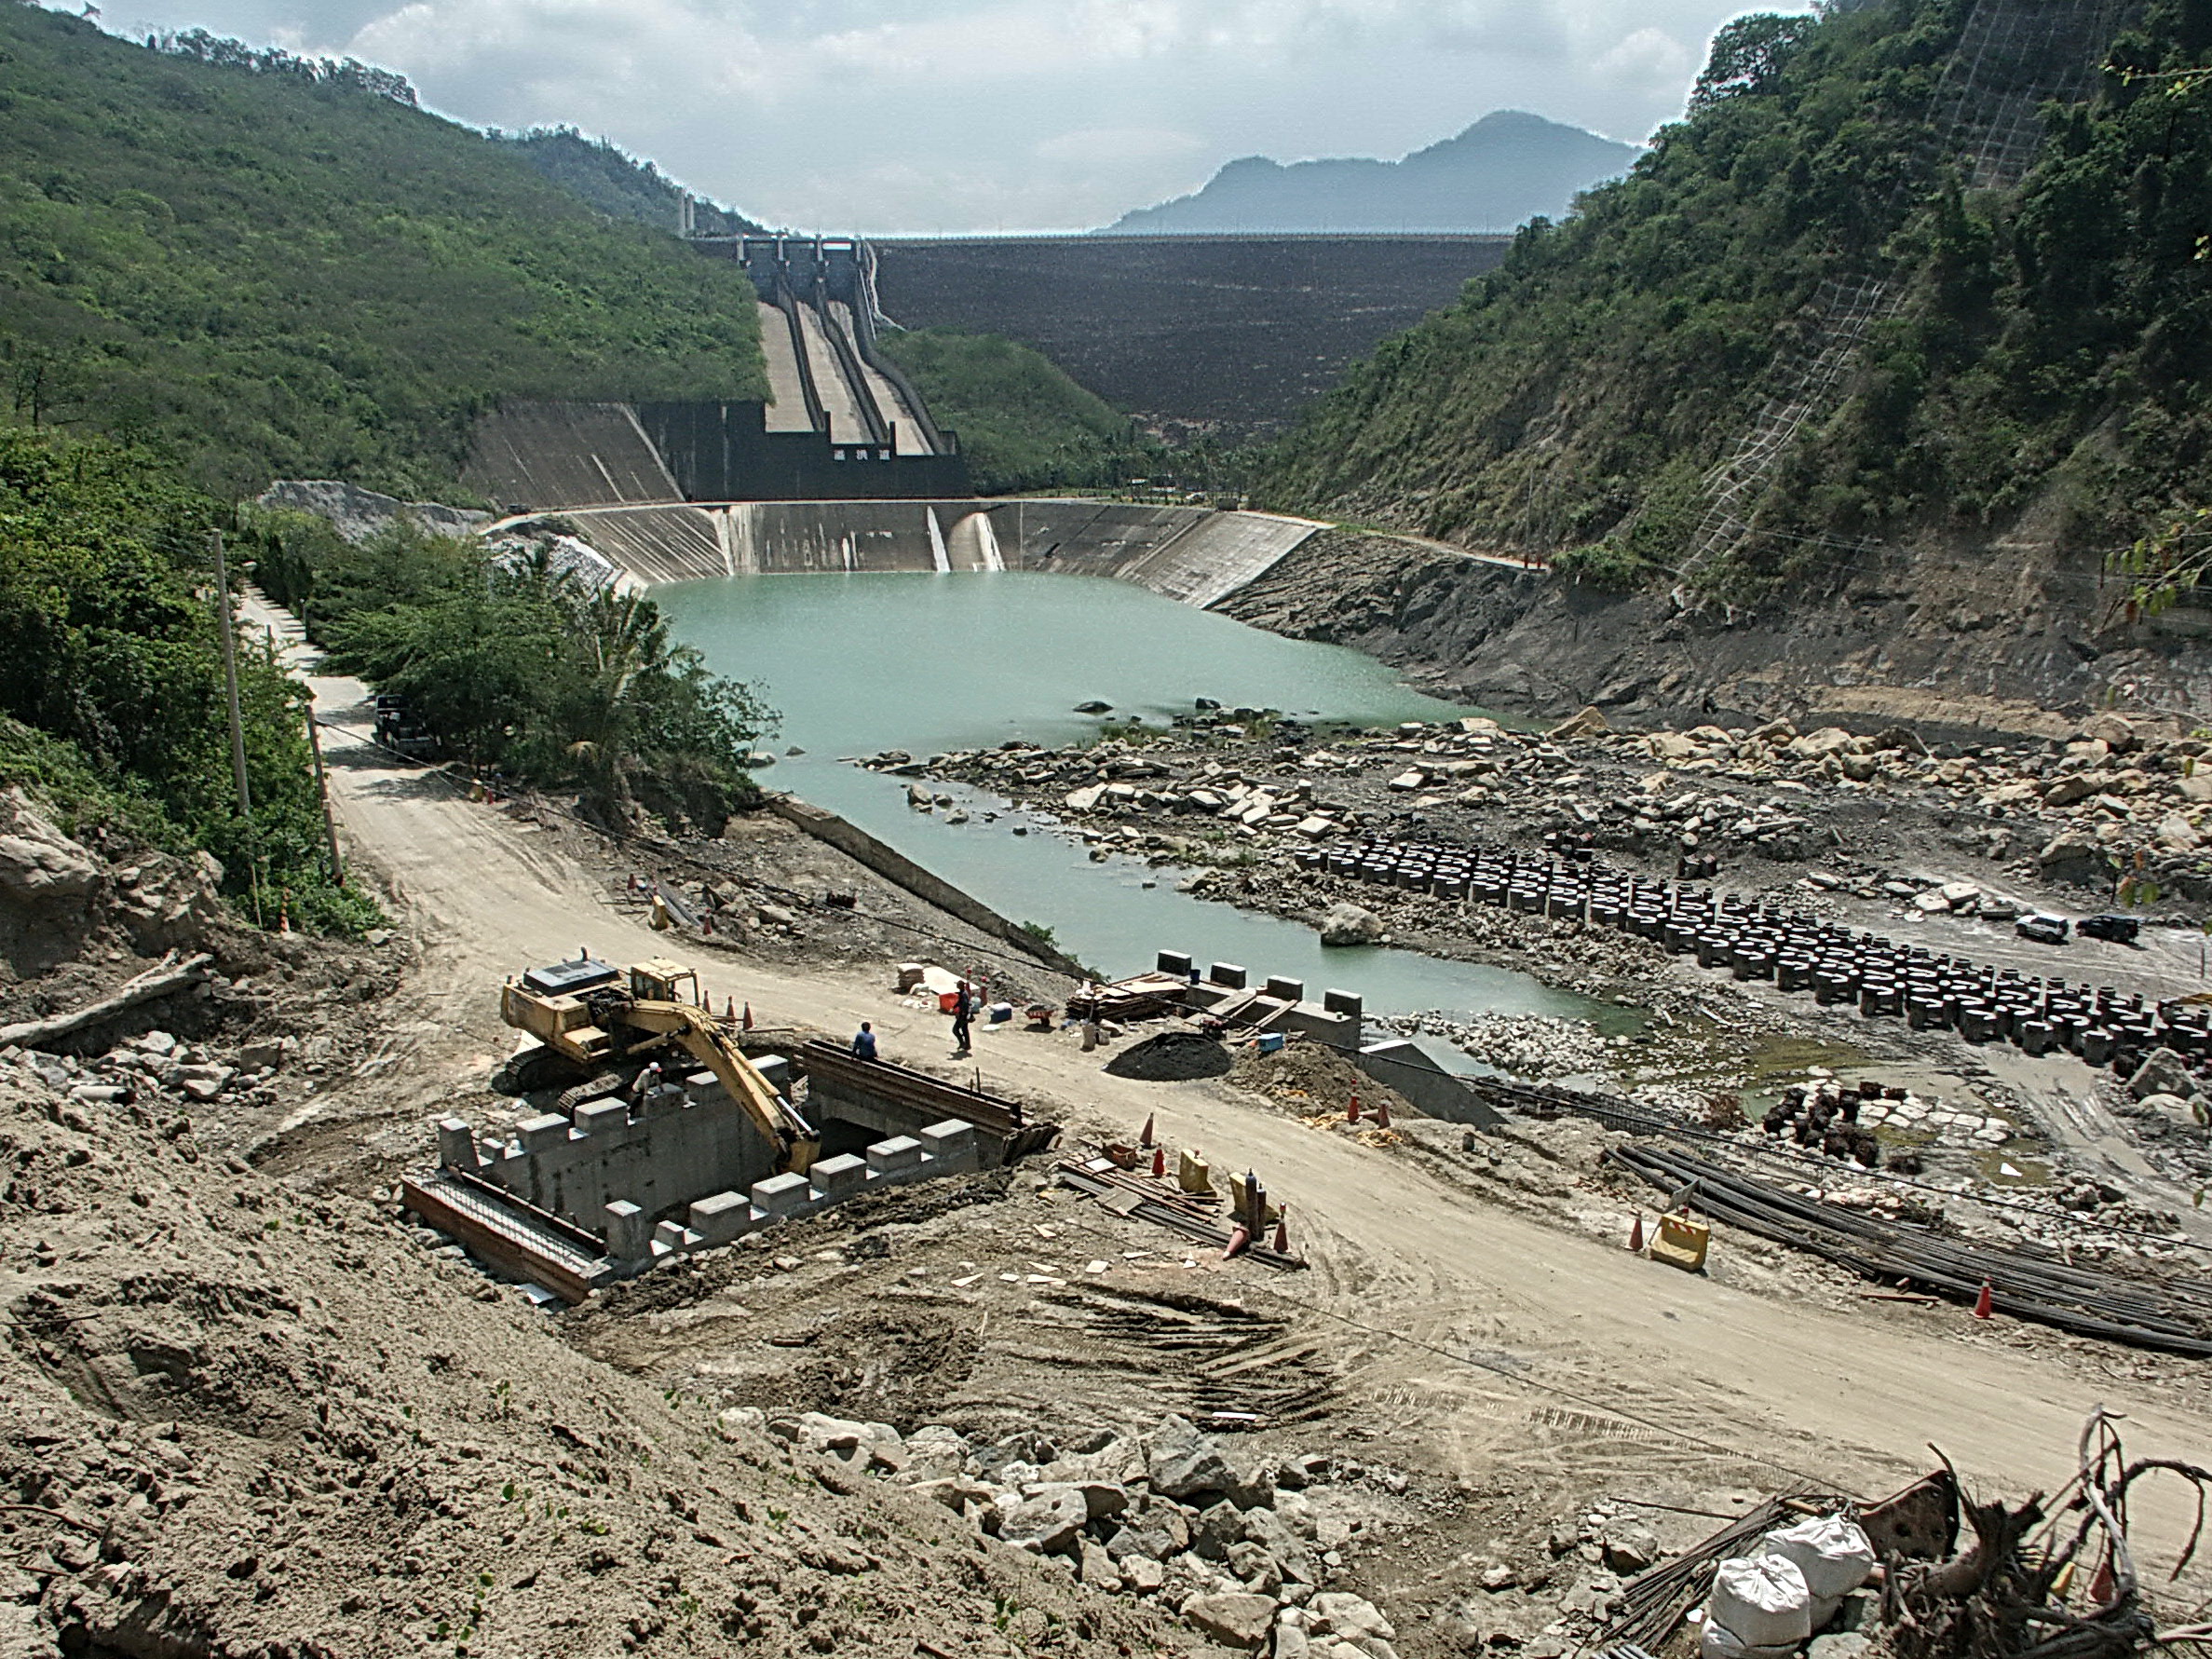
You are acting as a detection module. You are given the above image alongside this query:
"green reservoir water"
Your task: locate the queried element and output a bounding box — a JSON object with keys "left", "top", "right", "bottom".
{"left": 656, "top": 572, "right": 1614, "bottom": 1025}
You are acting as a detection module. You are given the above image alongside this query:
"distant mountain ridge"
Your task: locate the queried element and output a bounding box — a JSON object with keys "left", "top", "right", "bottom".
{"left": 1100, "top": 111, "right": 1638, "bottom": 235}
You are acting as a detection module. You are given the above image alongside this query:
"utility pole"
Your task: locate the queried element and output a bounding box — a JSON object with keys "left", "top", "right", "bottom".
{"left": 305, "top": 710, "right": 345, "bottom": 887}
{"left": 210, "top": 530, "right": 263, "bottom": 925}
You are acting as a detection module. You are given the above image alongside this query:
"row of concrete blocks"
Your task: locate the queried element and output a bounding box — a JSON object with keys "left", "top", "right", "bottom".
{"left": 604, "top": 1118, "right": 980, "bottom": 1265}
{"left": 1152, "top": 951, "right": 1364, "bottom": 1026}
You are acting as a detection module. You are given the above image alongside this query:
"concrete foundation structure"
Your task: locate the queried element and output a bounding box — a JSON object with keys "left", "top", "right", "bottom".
{"left": 415, "top": 1088, "right": 984, "bottom": 1300}
{"left": 439, "top": 1067, "right": 784, "bottom": 1236}
{"left": 1156, "top": 949, "right": 1363, "bottom": 1046}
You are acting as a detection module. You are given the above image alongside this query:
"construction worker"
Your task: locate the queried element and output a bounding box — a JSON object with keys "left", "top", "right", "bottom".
{"left": 851, "top": 1021, "right": 877, "bottom": 1061}
{"left": 951, "top": 982, "right": 973, "bottom": 1058}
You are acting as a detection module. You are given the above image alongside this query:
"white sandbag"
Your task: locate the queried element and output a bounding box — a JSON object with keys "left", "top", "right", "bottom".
{"left": 1761, "top": 1515, "right": 1877, "bottom": 1601}
{"left": 1701, "top": 1617, "right": 1798, "bottom": 1659}
{"left": 1709, "top": 1553, "right": 1814, "bottom": 1650}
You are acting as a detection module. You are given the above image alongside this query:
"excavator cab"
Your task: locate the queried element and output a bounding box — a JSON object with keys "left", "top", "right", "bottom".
{"left": 630, "top": 959, "right": 700, "bottom": 1007}
{"left": 502, "top": 953, "right": 820, "bottom": 1175}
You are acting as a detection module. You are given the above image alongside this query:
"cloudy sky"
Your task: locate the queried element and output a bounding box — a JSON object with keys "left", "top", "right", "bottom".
{"left": 78, "top": 0, "right": 1798, "bottom": 231}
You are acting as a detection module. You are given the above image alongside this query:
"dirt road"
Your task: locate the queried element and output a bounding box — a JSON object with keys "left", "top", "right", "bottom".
{"left": 257, "top": 596, "right": 2209, "bottom": 1584}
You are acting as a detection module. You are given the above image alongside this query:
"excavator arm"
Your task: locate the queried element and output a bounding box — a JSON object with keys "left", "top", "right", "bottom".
{"left": 623, "top": 1000, "right": 821, "bottom": 1172}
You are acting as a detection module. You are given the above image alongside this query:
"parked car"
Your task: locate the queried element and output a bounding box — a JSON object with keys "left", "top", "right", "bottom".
{"left": 2015, "top": 913, "right": 2070, "bottom": 945}
{"left": 2076, "top": 912, "right": 2142, "bottom": 945}
{"left": 373, "top": 693, "right": 440, "bottom": 761}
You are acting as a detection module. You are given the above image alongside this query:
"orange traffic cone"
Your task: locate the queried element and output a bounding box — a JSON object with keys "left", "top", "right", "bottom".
{"left": 1974, "top": 1279, "right": 1994, "bottom": 1320}
{"left": 1151, "top": 1147, "right": 1166, "bottom": 1178}
{"left": 2089, "top": 1556, "right": 2116, "bottom": 1606}
{"left": 741, "top": 1002, "right": 754, "bottom": 1030}
{"left": 726, "top": 998, "right": 736, "bottom": 1019}
{"left": 1271, "top": 1216, "right": 1289, "bottom": 1253}
{"left": 1139, "top": 1113, "right": 1155, "bottom": 1148}
{"left": 1348, "top": 1094, "right": 1362, "bottom": 1124}
{"left": 1375, "top": 1098, "right": 1391, "bottom": 1129}
{"left": 1628, "top": 1213, "right": 1645, "bottom": 1253}
{"left": 1223, "top": 1224, "right": 1251, "bottom": 1260}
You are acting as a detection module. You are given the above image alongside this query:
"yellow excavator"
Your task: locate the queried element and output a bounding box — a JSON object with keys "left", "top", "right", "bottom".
{"left": 499, "top": 955, "right": 820, "bottom": 1174}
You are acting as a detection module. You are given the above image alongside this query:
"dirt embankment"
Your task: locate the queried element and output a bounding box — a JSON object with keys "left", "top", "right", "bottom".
{"left": 1215, "top": 530, "right": 2212, "bottom": 737}
{"left": 0, "top": 1059, "right": 1187, "bottom": 1658}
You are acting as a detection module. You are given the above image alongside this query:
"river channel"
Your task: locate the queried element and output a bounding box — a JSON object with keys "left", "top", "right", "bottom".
{"left": 656, "top": 571, "right": 1624, "bottom": 1027}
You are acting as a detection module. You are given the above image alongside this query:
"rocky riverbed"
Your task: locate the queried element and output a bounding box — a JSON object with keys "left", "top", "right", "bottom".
{"left": 852, "top": 704, "right": 2212, "bottom": 1216}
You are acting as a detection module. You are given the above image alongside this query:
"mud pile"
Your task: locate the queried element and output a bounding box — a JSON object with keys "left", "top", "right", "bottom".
{"left": 0, "top": 1059, "right": 1175, "bottom": 1657}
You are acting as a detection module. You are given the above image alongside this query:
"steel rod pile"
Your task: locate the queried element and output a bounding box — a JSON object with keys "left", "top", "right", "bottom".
{"left": 1595, "top": 1496, "right": 1802, "bottom": 1652}
{"left": 1054, "top": 1160, "right": 1306, "bottom": 1270}
{"left": 1607, "top": 1144, "right": 2212, "bottom": 1357}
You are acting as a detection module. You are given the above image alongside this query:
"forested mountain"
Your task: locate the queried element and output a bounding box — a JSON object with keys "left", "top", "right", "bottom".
{"left": 0, "top": 5, "right": 775, "bottom": 933}
{"left": 492, "top": 126, "right": 761, "bottom": 238}
{"left": 1104, "top": 111, "right": 1637, "bottom": 235}
{"left": 1264, "top": 0, "right": 2212, "bottom": 608}
{"left": 0, "top": 3, "right": 765, "bottom": 500}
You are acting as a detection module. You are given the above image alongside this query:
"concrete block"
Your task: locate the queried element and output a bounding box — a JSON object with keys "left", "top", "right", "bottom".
{"left": 641, "top": 1082, "right": 688, "bottom": 1118}
{"left": 654, "top": 1218, "right": 689, "bottom": 1253}
{"left": 572, "top": 1098, "right": 629, "bottom": 1138}
{"left": 753, "top": 1054, "right": 792, "bottom": 1093}
{"left": 1263, "top": 975, "right": 1305, "bottom": 1004}
{"left": 867, "top": 1135, "right": 925, "bottom": 1176}
{"left": 1177, "top": 1149, "right": 1212, "bottom": 1194}
{"left": 604, "top": 1200, "right": 650, "bottom": 1260}
{"left": 807, "top": 1153, "right": 868, "bottom": 1199}
{"left": 1322, "top": 988, "right": 1364, "bottom": 1020}
{"left": 689, "top": 1190, "right": 752, "bottom": 1244}
{"left": 683, "top": 1068, "right": 728, "bottom": 1105}
{"left": 1156, "top": 950, "right": 1195, "bottom": 978}
{"left": 919, "top": 1119, "right": 978, "bottom": 1173}
{"left": 751, "top": 1170, "right": 813, "bottom": 1218}
{"left": 436, "top": 1117, "right": 480, "bottom": 1171}
{"left": 519, "top": 1112, "right": 572, "bottom": 1152}
{"left": 1208, "top": 962, "right": 1248, "bottom": 990}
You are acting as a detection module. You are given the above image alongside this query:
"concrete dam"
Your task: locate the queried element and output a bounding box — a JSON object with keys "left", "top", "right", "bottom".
{"left": 868, "top": 232, "right": 1511, "bottom": 442}
{"left": 465, "top": 401, "right": 1323, "bottom": 603}
{"left": 460, "top": 231, "right": 1375, "bottom": 601}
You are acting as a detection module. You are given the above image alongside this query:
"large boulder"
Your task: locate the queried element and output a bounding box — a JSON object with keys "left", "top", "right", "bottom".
{"left": 1310, "top": 1593, "right": 1396, "bottom": 1642}
{"left": 2038, "top": 833, "right": 2106, "bottom": 883}
{"left": 2129, "top": 1047, "right": 2197, "bottom": 1103}
{"left": 0, "top": 788, "right": 102, "bottom": 914}
{"left": 996, "top": 1484, "right": 1089, "bottom": 1554}
{"left": 2136, "top": 1093, "right": 2209, "bottom": 1131}
{"left": 1147, "top": 1414, "right": 1234, "bottom": 1500}
{"left": 1319, "top": 904, "right": 1386, "bottom": 948}
{"left": 1183, "top": 1591, "right": 1278, "bottom": 1649}
{"left": 2079, "top": 713, "right": 2138, "bottom": 752}
{"left": 1242, "top": 1503, "right": 1318, "bottom": 1584}
{"left": 1106, "top": 1508, "right": 1188, "bottom": 1563}
{"left": 1787, "top": 728, "right": 1855, "bottom": 760}
{"left": 1193, "top": 1499, "right": 1246, "bottom": 1560}
{"left": 1550, "top": 705, "right": 1608, "bottom": 741}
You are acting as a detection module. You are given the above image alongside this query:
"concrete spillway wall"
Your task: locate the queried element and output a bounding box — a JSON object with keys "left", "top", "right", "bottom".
{"left": 505, "top": 496, "right": 1326, "bottom": 608}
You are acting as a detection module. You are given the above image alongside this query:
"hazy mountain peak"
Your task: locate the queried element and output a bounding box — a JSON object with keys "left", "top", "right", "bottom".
{"left": 1100, "top": 111, "right": 1636, "bottom": 235}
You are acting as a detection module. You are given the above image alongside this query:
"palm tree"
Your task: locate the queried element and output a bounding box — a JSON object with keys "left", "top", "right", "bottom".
{"left": 563, "top": 585, "right": 671, "bottom": 813}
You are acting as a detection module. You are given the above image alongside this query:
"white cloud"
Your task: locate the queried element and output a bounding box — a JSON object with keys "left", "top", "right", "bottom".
{"left": 84, "top": 0, "right": 1805, "bottom": 229}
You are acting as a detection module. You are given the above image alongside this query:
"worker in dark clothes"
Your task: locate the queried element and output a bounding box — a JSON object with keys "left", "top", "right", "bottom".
{"left": 951, "top": 983, "right": 973, "bottom": 1057}
{"left": 851, "top": 1022, "right": 877, "bottom": 1060}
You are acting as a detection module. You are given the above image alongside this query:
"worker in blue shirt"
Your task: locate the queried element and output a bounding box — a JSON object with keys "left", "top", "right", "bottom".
{"left": 851, "top": 1021, "right": 877, "bottom": 1060}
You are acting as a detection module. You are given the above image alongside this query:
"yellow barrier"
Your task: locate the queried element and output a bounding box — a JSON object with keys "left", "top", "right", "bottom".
{"left": 1649, "top": 1211, "right": 1710, "bottom": 1273}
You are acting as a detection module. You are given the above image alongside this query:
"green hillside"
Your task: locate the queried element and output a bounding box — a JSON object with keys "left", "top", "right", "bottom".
{"left": 0, "top": 5, "right": 765, "bottom": 500}
{"left": 493, "top": 126, "right": 760, "bottom": 238}
{"left": 875, "top": 328, "right": 1153, "bottom": 494}
{"left": 1264, "top": 0, "right": 2212, "bottom": 602}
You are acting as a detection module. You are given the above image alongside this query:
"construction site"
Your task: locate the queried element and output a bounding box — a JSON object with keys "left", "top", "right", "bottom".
{"left": 6, "top": 0, "right": 2212, "bottom": 1652}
